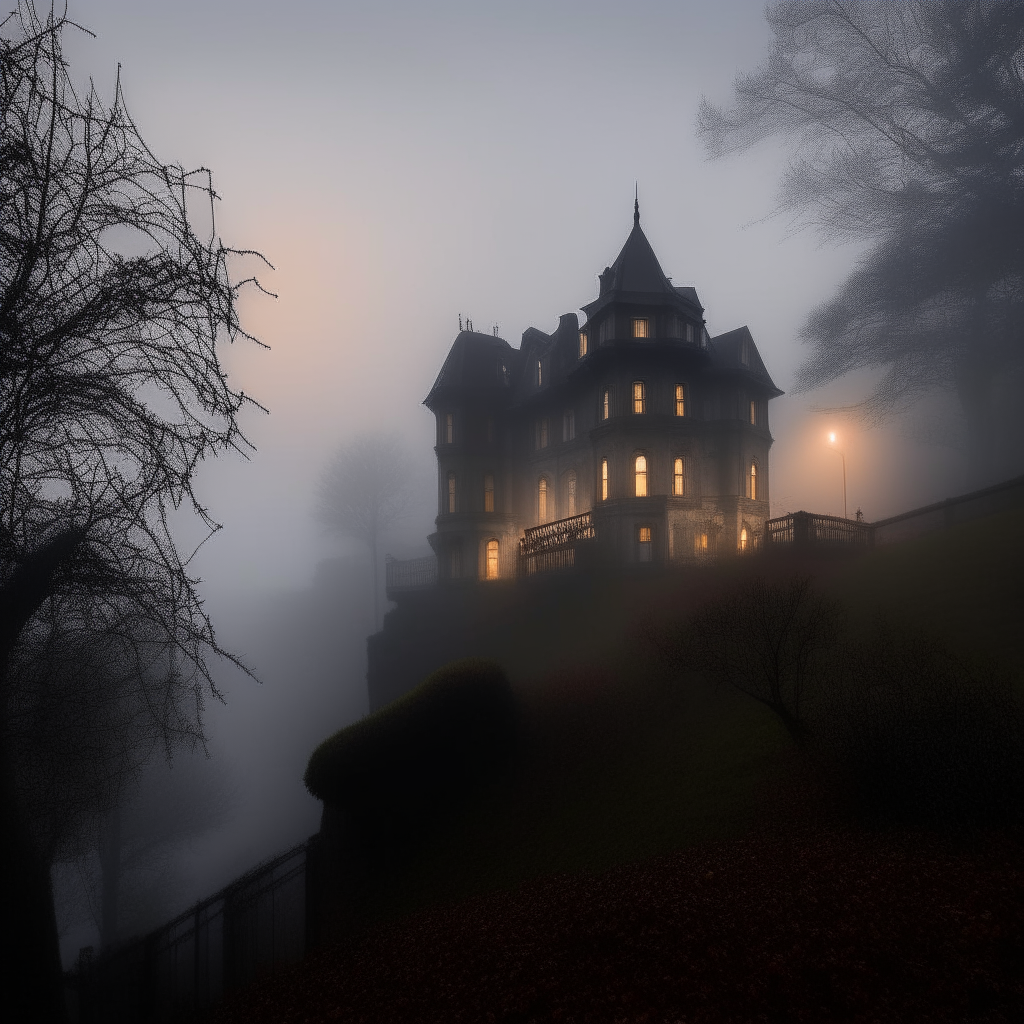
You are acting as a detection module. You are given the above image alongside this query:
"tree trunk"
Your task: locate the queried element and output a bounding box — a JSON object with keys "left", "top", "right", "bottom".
{"left": 0, "top": 730, "right": 68, "bottom": 1023}
{"left": 99, "top": 802, "right": 121, "bottom": 950}
{"left": 370, "top": 535, "right": 379, "bottom": 633}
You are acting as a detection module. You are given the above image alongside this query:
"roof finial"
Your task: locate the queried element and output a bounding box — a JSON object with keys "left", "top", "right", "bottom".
{"left": 634, "top": 182, "right": 639, "bottom": 225}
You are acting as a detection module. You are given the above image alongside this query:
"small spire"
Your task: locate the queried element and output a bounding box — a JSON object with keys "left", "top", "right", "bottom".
{"left": 634, "top": 182, "right": 639, "bottom": 224}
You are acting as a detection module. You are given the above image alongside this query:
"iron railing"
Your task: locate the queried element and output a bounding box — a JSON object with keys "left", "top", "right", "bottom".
{"left": 385, "top": 554, "right": 437, "bottom": 596}
{"left": 764, "top": 511, "right": 872, "bottom": 549}
{"left": 518, "top": 512, "right": 595, "bottom": 576}
{"left": 70, "top": 838, "right": 318, "bottom": 1023}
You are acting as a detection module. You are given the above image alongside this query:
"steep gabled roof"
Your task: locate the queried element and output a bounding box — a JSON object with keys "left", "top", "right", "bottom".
{"left": 598, "top": 203, "right": 675, "bottom": 296}
{"left": 423, "top": 331, "right": 516, "bottom": 407}
{"left": 708, "top": 326, "right": 784, "bottom": 397}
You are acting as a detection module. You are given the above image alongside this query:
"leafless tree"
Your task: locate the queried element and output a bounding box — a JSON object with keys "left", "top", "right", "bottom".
{"left": 698, "top": 1, "right": 1024, "bottom": 481}
{"left": 0, "top": 4, "right": 269, "bottom": 1018}
{"left": 675, "top": 576, "right": 843, "bottom": 745}
{"left": 316, "top": 434, "right": 416, "bottom": 630}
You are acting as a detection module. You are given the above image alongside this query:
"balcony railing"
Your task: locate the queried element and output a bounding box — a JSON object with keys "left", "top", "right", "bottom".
{"left": 519, "top": 512, "right": 595, "bottom": 557}
{"left": 385, "top": 554, "right": 437, "bottom": 597}
{"left": 765, "top": 511, "right": 872, "bottom": 548}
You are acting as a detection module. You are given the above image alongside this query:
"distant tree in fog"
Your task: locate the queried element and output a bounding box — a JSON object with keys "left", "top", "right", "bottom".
{"left": 316, "top": 434, "right": 416, "bottom": 629}
{"left": 699, "top": 1, "right": 1024, "bottom": 481}
{"left": 0, "top": 4, "right": 268, "bottom": 1017}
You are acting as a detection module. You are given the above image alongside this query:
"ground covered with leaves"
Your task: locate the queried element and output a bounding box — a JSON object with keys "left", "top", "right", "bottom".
{"left": 216, "top": 827, "right": 1024, "bottom": 1023}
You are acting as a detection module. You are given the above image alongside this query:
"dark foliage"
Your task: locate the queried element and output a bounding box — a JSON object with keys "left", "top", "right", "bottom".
{"left": 698, "top": 1, "right": 1024, "bottom": 478}
{"left": 665, "top": 576, "right": 843, "bottom": 745}
{"left": 815, "top": 623, "right": 1024, "bottom": 829}
{"left": 305, "top": 659, "right": 519, "bottom": 838}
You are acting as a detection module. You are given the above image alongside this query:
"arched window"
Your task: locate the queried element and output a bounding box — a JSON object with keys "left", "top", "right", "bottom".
{"left": 601, "top": 458, "right": 608, "bottom": 501}
{"left": 538, "top": 477, "right": 549, "bottom": 522}
{"left": 635, "top": 454, "right": 648, "bottom": 497}
{"left": 749, "top": 461, "right": 757, "bottom": 500}
{"left": 447, "top": 471, "right": 456, "bottom": 513}
{"left": 566, "top": 471, "right": 577, "bottom": 516}
{"left": 484, "top": 473, "right": 494, "bottom": 512}
{"left": 740, "top": 526, "right": 748, "bottom": 552}
{"left": 673, "top": 457, "right": 684, "bottom": 496}
{"left": 486, "top": 539, "right": 499, "bottom": 580}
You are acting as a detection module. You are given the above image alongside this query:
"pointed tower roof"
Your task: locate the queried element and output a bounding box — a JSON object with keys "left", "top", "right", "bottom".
{"left": 582, "top": 199, "right": 698, "bottom": 317}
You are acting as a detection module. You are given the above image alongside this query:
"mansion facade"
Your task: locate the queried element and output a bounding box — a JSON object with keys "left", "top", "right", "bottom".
{"left": 420, "top": 202, "right": 782, "bottom": 583}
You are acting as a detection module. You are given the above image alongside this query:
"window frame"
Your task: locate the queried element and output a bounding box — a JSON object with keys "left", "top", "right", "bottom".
{"left": 634, "top": 453, "right": 648, "bottom": 497}
{"left": 485, "top": 539, "right": 499, "bottom": 580}
{"left": 563, "top": 409, "right": 575, "bottom": 442}
{"left": 601, "top": 387, "right": 610, "bottom": 421}
{"left": 578, "top": 330, "right": 588, "bottom": 358}
{"left": 632, "top": 381, "right": 646, "bottom": 415}
{"left": 749, "top": 461, "right": 758, "bottom": 501}
{"left": 601, "top": 458, "right": 608, "bottom": 501}
{"left": 444, "top": 412, "right": 454, "bottom": 445}
{"left": 637, "top": 525, "right": 653, "bottom": 562}
{"left": 447, "top": 470, "right": 456, "bottom": 513}
{"left": 538, "top": 476, "right": 550, "bottom": 522}
{"left": 484, "top": 473, "right": 495, "bottom": 513}
{"left": 673, "top": 456, "right": 684, "bottom": 496}
{"left": 632, "top": 317, "right": 649, "bottom": 339}
{"left": 675, "top": 383, "right": 686, "bottom": 417}
{"left": 749, "top": 399, "right": 757, "bottom": 426}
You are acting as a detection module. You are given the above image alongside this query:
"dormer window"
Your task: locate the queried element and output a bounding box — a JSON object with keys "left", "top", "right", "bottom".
{"left": 578, "top": 331, "right": 588, "bottom": 358}
{"left": 632, "top": 317, "right": 649, "bottom": 339}
{"left": 632, "top": 381, "right": 646, "bottom": 414}
{"left": 536, "top": 359, "right": 543, "bottom": 386}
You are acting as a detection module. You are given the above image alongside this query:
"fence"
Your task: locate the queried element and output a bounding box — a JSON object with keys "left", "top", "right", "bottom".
{"left": 519, "top": 512, "right": 595, "bottom": 576}
{"left": 385, "top": 554, "right": 438, "bottom": 596}
{"left": 69, "top": 837, "right": 320, "bottom": 1023}
{"left": 764, "top": 510, "right": 872, "bottom": 550}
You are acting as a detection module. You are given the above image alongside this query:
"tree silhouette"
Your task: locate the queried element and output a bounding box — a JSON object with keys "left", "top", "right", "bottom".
{"left": 316, "top": 434, "right": 416, "bottom": 630}
{"left": 698, "top": 1, "right": 1024, "bottom": 481}
{"left": 0, "top": 4, "right": 268, "bottom": 1018}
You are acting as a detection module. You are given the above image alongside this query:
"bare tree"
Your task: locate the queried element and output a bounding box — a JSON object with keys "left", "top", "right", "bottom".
{"left": 698, "top": 1, "right": 1024, "bottom": 481}
{"left": 0, "top": 4, "right": 268, "bottom": 1018}
{"left": 316, "top": 434, "right": 416, "bottom": 630}
{"left": 672, "top": 577, "right": 843, "bottom": 745}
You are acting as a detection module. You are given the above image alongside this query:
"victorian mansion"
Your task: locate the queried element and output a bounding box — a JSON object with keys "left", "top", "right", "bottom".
{"left": 419, "top": 201, "right": 782, "bottom": 583}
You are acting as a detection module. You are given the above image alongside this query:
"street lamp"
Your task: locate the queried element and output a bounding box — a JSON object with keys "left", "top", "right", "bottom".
{"left": 828, "top": 432, "right": 847, "bottom": 519}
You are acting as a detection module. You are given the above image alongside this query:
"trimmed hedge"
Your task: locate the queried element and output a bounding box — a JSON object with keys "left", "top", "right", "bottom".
{"left": 304, "top": 659, "right": 518, "bottom": 833}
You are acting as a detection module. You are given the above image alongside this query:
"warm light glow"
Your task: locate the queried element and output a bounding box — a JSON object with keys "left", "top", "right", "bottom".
{"left": 486, "top": 539, "right": 499, "bottom": 579}
{"left": 829, "top": 432, "right": 836, "bottom": 443}
{"left": 635, "top": 454, "right": 648, "bottom": 496}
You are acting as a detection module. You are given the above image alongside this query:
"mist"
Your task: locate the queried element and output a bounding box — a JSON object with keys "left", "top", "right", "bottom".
{"left": 47, "top": 0, "right": 1001, "bottom": 966}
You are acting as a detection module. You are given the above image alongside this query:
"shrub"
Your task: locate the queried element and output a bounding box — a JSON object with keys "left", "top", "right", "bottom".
{"left": 304, "top": 659, "right": 518, "bottom": 838}
{"left": 814, "top": 623, "right": 1024, "bottom": 829}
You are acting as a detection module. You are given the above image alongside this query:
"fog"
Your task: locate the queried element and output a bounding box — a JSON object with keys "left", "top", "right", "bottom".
{"left": 50, "top": 0, "right": 993, "bottom": 961}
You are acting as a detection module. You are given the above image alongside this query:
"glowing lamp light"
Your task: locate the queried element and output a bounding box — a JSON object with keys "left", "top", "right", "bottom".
{"left": 828, "top": 431, "right": 837, "bottom": 443}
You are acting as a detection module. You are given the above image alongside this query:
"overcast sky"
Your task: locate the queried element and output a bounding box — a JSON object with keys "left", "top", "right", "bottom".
{"left": 60, "top": 0, "right": 975, "bottom": 600}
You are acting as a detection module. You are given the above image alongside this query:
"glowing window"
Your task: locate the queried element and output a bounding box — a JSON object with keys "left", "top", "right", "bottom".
{"left": 538, "top": 477, "right": 549, "bottom": 521}
{"left": 634, "top": 528, "right": 651, "bottom": 561}
{"left": 740, "top": 527, "right": 748, "bottom": 552}
{"left": 486, "top": 539, "right": 499, "bottom": 579}
{"left": 638, "top": 526, "right": 653, "bottom": 562}
{"left": 635, "top": 454, "right": 648, "bottom": 497}
{"left": 563, "top": 409, "right": 575, "bottom": 442}
{"left": 536, "top": 359, "right": 543, "bottom": 386}
{"left": 578, "top": 331, "right": 588, "bottom": 358}
{"left": 749, "top": 462, "right": 757, "bottom": 500}
{"left": 601, "top": 388, "right": 610, "bottom": 421}
{"left": 601, "top": 458, "right": 608, "bottom": 501}
{"left": 695, "top": 532, "right": 708, "bottom": 555}
{"left": 444, "top": 412, "right": 454, "bottom": 444}
{"left": 447, "top": 471, "right": 456, "bottom": 513}
{"left": 566, "top": 471, "right": 577, "bottom": 516}
{"left": 749, "top": 400, "right": 757, "bottom": 425}
{"left": 632, "top": 381, "right": 646, "bottom": 414}
{"left": 675, "top": 384, "right": 686, "bottom": 417}
{"left": 685, "top": 323, "right": 694, "bottom": 344}
{"left": 484, "top": 473, "right": 494, "bottom": 512}
{"left": 673, "top": 457, "right": 684, "bottom": 496}
{"left": 632, "top": 318, "right": 649, "bottom": 339}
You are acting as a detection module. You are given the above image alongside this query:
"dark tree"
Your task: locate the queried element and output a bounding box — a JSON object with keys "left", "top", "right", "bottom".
{"left": 676, "top": 577, "right": 843, "bottom": 745}
{"left": 316, "top": 434, "right": 416, "bottom": 630}
{"left": 698, "top": 1, "right": 1024, "bottom": 481}
{"left": 0, "top": 4, "right": 268, "bottom": 1018}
